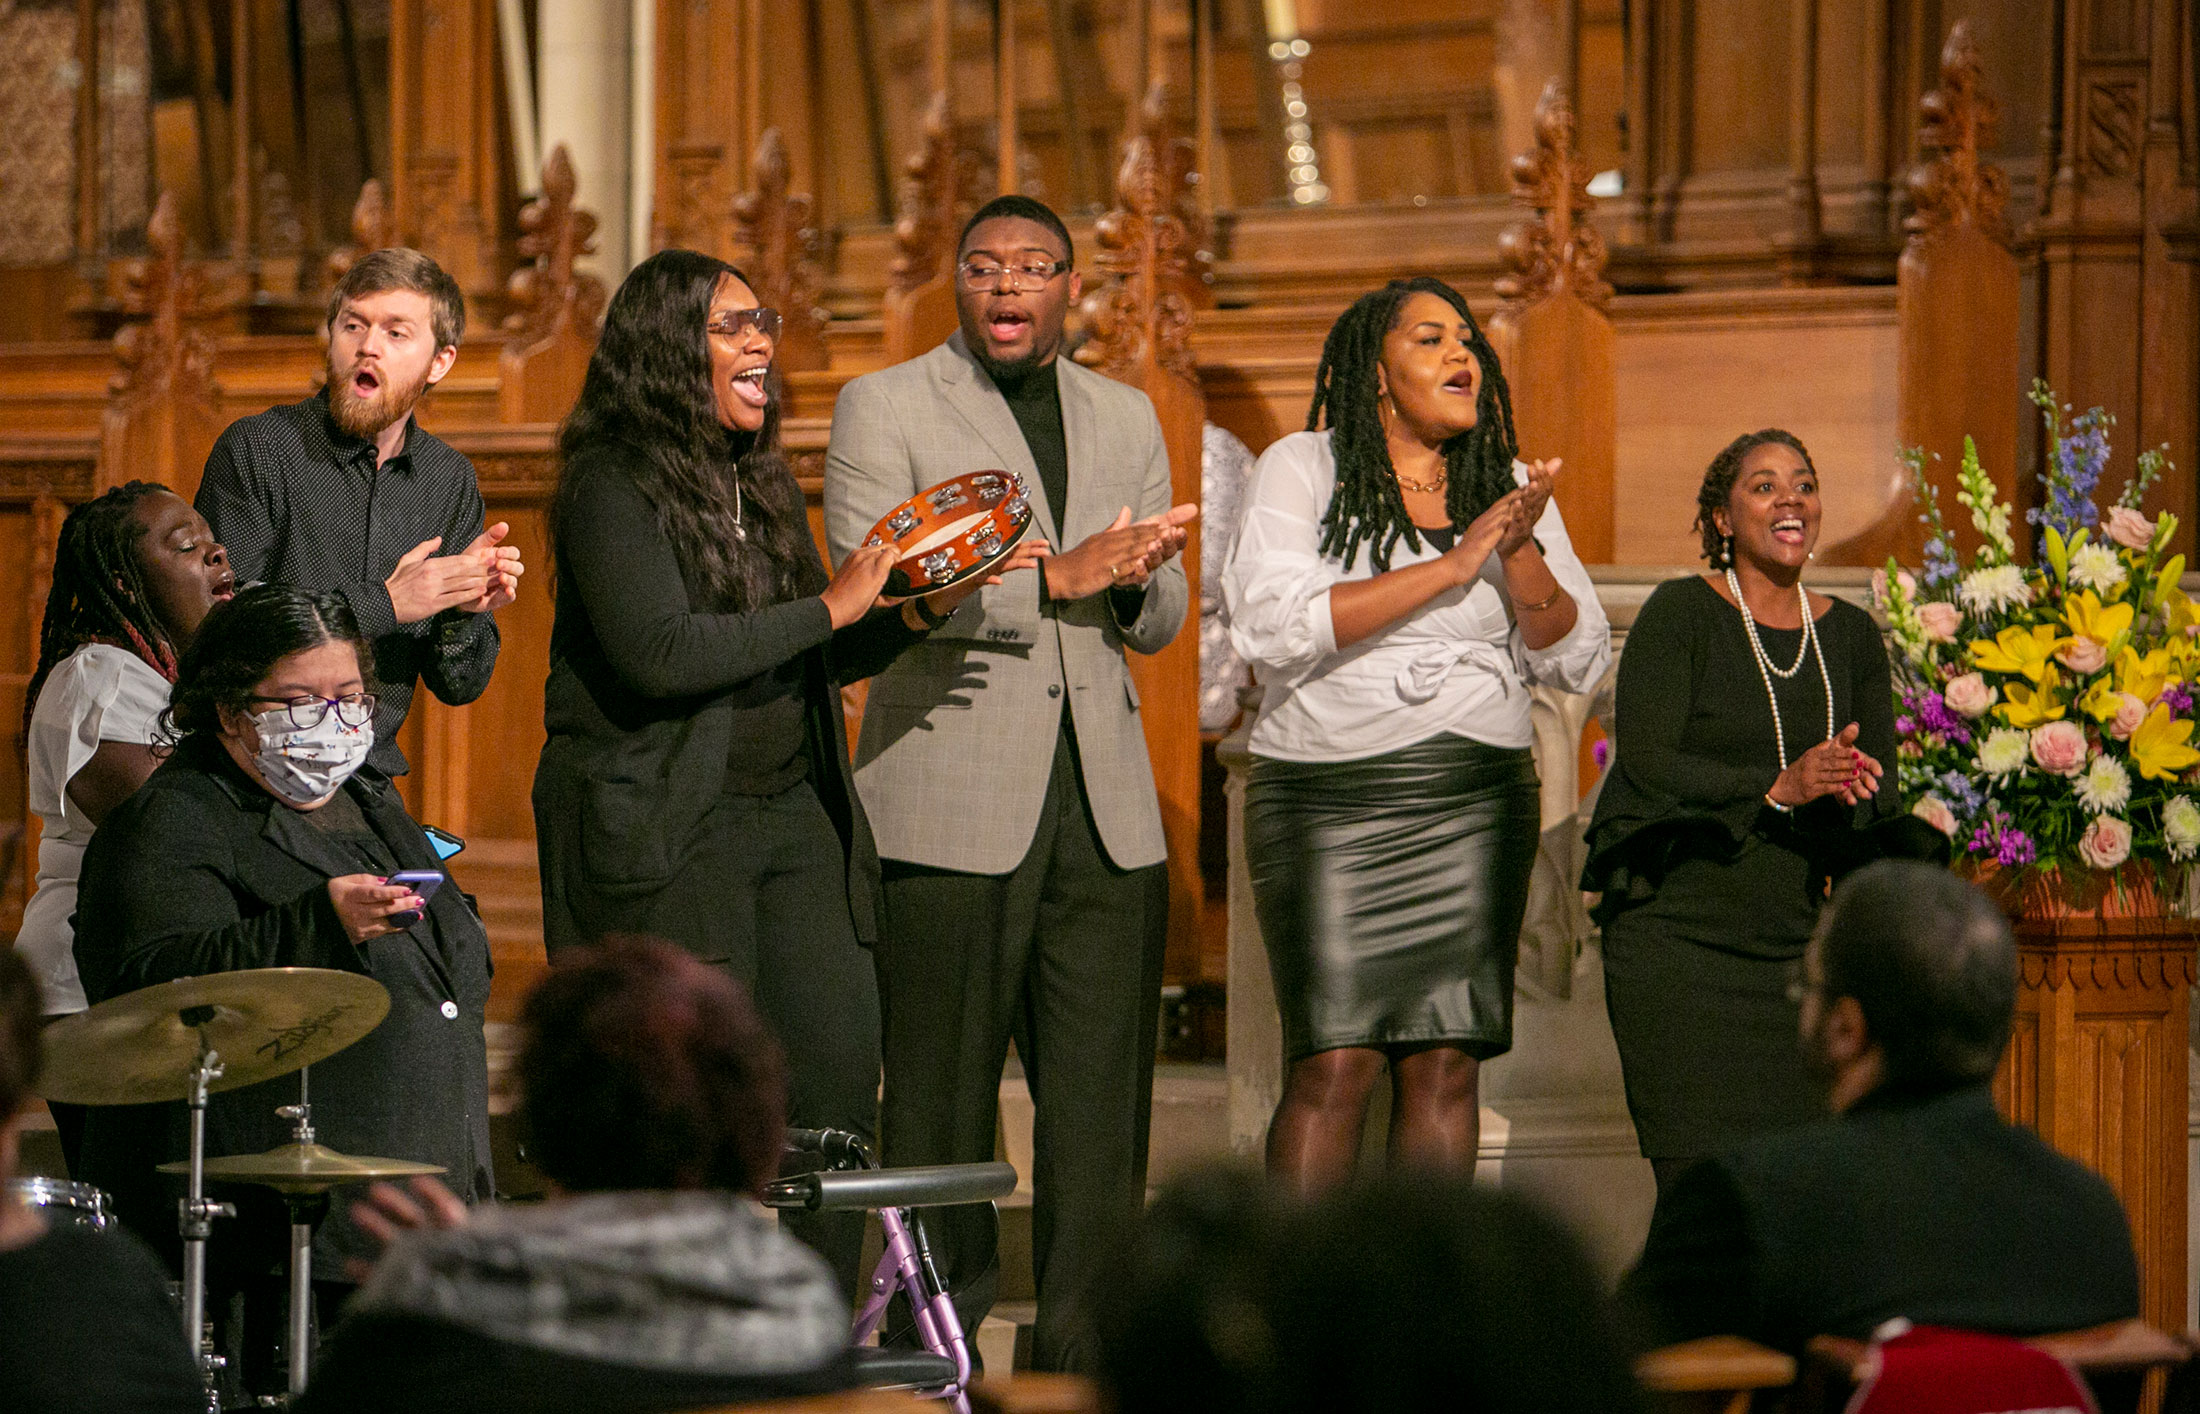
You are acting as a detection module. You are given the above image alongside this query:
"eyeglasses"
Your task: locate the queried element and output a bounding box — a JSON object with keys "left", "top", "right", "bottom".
{"left": 249, "top": 693, "right": 379, "bottom": 730}
{"left": 955, "top": 259, "right": 1069, "bottom": 292}
{"left": 706, "top": 307, "right": 782, "bottom": 343}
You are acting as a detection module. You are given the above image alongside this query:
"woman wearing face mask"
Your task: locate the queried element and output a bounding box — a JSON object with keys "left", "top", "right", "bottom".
{"left": 1582, "top": 430, "right": 1902, "bottom": 1195}
{"left": 17, "top": 482, "right": 232, "bottom": 1174}
{"left": 1223, "top": 278, "right": 1609, "bottom": 1195}
{"left": 71, "top": 584, "right": 492, "bottom": 1329}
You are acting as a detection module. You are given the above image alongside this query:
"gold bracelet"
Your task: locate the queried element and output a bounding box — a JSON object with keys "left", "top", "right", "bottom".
{"left": 1514, "top": 582, "right": 1565, "bottom": 613}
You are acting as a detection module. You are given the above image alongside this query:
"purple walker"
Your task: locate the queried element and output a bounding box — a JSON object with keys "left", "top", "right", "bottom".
{"left": 766, "top": 1128, "right": 1017, "bottom": 1413}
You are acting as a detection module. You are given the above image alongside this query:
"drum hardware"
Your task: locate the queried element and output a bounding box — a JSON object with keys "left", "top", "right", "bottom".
{"left": 39, "top": 969, "right": 395, "bottom": 1412}
{"left": 158, "top": 1073, "right": 446, "bottom": 1399}
{"left": 3, "top": 1175, "right": 113, "bottom": 1232}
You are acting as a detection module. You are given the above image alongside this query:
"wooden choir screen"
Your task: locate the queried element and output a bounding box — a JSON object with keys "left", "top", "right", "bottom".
{"left": 1075, "top": 85, "right": 1210, "bottom": 980}
{"left": 1487, "top": 82, "right": 1617, "bottom": 565}
{"left": 1827, "top": 22, "right": 2022, "bottom": 567}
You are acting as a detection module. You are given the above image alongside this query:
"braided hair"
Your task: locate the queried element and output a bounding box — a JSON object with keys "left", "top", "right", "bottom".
{"left": 26, "top": 482, "right": 184, "bottom": 722}
{"left": 1693, "top": 429, "right": 1818, "bottom": 568}
{"left": 1307, "top": 277, "right": 1520, "bottom": 573}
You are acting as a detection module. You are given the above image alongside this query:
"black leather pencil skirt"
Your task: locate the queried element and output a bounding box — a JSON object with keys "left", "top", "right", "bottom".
{"left": 1245, "top": 734, "right": 1541, "bottom": 1062}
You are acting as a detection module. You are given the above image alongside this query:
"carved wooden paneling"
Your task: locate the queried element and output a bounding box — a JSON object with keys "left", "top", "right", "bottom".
{"left": 882, "top": 92, "right": 983, "bottom": 367}
{"left": 387, "top": 0, "right": 508, "bottom": 297}
{"left": 1827, "top": 21, "right": 2021, "bottom": 568}
{"left": 650, "top": 0, "right": 743, "bottom": 260}
{"left": 322, "top": 179, "right": 399, "bottom": 292}
{"left": 1489, "top": 81, "right": 1616, "bottom": 563}
{"left": 497, "top": 146, "right": 606, "bottom": 426}
{"left": 1074, "top": 81, "right": 1211, "bottom": 982}
{"left": 1995, "top": 916, "right": 2197, "bottom": 1331}
{"left": 732, "top": 129, "right": 831, "bottom": 373}
{"left": 99, "top": 192, "right": 229, "bottom": 505}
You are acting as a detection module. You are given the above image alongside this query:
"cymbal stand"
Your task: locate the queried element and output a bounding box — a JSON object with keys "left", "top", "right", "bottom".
{"left": 178, "top": 1008, "right": 234, "bottom": 1405}
{"left": 275, "top": 1071, "right": 320, "bottom": 1398}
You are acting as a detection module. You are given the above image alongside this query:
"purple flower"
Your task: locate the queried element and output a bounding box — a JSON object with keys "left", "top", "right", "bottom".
{"left": 1895, "top": 715, "right": 1916, "bottom": 736}
{"left": 2162, "top": 683, "right": 2194, "bottom": 717}
{"left": 2029, "top": 402, "right": 2111, "bottom": 546}
{"left": 1592, "top": 738, "right": 1610, "bottom": 772}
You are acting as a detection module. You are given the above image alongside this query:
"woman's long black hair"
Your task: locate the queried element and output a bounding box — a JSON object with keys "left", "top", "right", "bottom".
{"left": 26, "top": 482, "right": 185, "bottom": 722}
{"left": 552, "top": 249, "right": 822, "bottom": 613}
{"left": 164, "top": 584, "right": 371, "bottom": 743}
{"left": 1307, "top": 276, "right": 1519, "bottom": 573}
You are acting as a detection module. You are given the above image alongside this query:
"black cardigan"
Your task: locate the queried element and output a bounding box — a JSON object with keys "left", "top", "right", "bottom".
{"left": 533, "top": 443, "right": 925, "bottom": 950}
{"left": 71, "top": 736, "right": 494, "bottom": 1274}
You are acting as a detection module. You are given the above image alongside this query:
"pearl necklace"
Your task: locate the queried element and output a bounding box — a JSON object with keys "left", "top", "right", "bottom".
{"left": 1726, "top": 567, "right": 1835, "bottom": 769}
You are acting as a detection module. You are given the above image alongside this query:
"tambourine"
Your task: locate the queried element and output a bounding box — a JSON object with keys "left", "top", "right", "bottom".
{"left": 861, "top": 470, "right": 1035, "bottom": 600}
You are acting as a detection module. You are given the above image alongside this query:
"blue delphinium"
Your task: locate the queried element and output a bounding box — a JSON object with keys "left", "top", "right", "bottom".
{"left": 2027, "top": 379, "right": 2111, "bottom": 544}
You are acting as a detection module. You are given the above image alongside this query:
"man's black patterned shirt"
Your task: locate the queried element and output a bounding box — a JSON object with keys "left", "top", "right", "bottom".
{"left": 195, "top": 390, "right": 500, "bottom": 777}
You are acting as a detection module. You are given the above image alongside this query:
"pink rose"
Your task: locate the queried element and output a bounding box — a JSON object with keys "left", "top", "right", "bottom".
{"left": 2057, "top": 636, "right": 2109, "bottom": 675}
{"left": 1916, "top": 602, "right": 1961, "bottom": 643}
{"left": 2109, "top": 692, "right": 2149, "bottom": 741}
{"left": 2030, "top": 720, "right": 2088, "bottom": 776}
{"left": 1911, "top": 795, "right": 1958, "bottom": 836}
{"left": 2078, "top": 814, "right": 2134, "bottom": 870}
{"left": 1870, "top": 567, "right": 1919, "bottom": 607}
{"left": 1944, "top": 673, "right": 1995, "bottom": 720}
{"left": 2104, "top": 506, "right": 2156, "bottom": 552}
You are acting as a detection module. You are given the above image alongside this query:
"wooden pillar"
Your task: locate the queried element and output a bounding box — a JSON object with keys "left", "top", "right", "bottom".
{"left": 994, "top": 0, "right": 1020, "bottom": 194}
{"left": 388, "top": 0, "right": 510, "bottom": 297}
{"left": 1825, "top": 22, "right": 2021, "bottom": 568}
{"left": 99, "top": 193, "right": 227, "bottom": 505}
{"left": 732, "top": 129, "right": 830, "bottom": 373}
{"left": 883, "top": 92, "right": 979, "bottom": 366}
{"left": 2032, "top": 0, "right": 2199, "bottom": 559}
{"left": 1993, "top": 914, "right": 2197, "bottom": 1332}
{"left": 1074, "top": 81, "right": 1208, "bottom": 982}
{"left": 1488, "top": 82, "right": 1616, "bottom": 565}
{"left": 73, "top": 0, "right": 100, "bottom": 261}
{"left": 650, "top": 0, "right": 742, "bottom": 259}
{"left": 498, "top": 145, "right": 607, "bottom": 425}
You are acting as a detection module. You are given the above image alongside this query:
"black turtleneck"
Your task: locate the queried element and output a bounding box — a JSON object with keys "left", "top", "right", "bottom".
{"left": 987, "top": 358, "right": 1069, "bottom": 529}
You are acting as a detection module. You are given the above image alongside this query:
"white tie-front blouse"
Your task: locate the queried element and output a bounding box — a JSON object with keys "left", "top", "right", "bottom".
{"left": 1222, "top": 429, "right": 1610, "bottom": 763}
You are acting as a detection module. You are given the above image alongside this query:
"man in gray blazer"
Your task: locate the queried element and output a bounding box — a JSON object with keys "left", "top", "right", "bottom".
{"left": 825, "top": 194, "right": 1194, "bottom": 1371}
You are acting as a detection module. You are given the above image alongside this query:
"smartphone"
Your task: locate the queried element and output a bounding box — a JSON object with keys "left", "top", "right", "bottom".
{"left": 421, "top": 825, "right": 466, "bottom": 861}
{"left": 386, "top": 869, "right": 445, "bottom": 927}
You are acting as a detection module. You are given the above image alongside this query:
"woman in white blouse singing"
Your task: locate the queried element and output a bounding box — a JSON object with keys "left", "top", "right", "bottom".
{"left": 1224, "top": 277, "right": 1609, "bottom": 1194}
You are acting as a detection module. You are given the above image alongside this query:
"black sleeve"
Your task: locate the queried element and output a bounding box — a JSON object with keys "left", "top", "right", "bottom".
{"left": 826, "top": 606, "right": 927, "bottom": 685}
{"left": 1613, "top": 585, "right": 1780, "bottom": 813}
{"left": 1846, "top": 607, "right": 1899, "bottom": 825}
{"left": 195, "top": 431, "right": 276, "bottom": 593}
{"left": 1617, "top": 1160, "right": 1767, "bottom": 1350}
{"left": 416, "top": 475, "right": 500, "bottom": 707}
{"left": 72, "top": 787, "right": 362, "bottom": 1003}
{"left": 558, "top": 455, "right": 837, "bottom": 699}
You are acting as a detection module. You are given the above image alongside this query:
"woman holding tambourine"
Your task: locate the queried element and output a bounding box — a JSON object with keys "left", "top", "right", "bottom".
{"left": 532, "top": 249, "right": 1042, "bottom": 1293}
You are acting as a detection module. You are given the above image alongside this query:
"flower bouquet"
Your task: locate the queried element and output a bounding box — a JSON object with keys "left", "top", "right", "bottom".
{"left": 1878, "top": 382, "right": 2191, "bottom": 913}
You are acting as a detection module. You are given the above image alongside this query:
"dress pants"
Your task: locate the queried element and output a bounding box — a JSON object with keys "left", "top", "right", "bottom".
{"left": 875, "top": 718, "right": 1169, "bottom": 1373}
{"left": 545, "top": 777, "right": 882, "bottom": 1300}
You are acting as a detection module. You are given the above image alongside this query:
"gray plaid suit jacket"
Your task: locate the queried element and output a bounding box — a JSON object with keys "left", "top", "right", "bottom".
{"left": 824, "top": 333, "right": 1188, "bottom": 875}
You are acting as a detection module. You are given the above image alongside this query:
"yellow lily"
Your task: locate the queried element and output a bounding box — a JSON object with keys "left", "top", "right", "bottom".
{"left": 2163, "top": 587, "right": 2200, "bottom": 637}
{"left": 1970, "top": 624, "right": 2070, "bottom": 684}
{"left": 2077, "top": 676, "right": 2124, "bottom": 723}
{"left": 2114, "top": 645, "right": 2181, "bottom": 705}
{"left": 2062, "top": 591, "right": 2135, "bottom": 653}
{"left": 1996, "top": 673, "right": 2067, "bottom": 728}
{"left": 2129, "top": 703, "right": 2200, "bottom": 781}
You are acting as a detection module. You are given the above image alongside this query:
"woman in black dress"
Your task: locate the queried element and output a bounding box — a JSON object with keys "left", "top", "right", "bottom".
{"left": 1583, "top": 429, "right": 1896, "bottom": 1191}
{"left": 532, "top": 250, "right": 1036, "bottom": 1291}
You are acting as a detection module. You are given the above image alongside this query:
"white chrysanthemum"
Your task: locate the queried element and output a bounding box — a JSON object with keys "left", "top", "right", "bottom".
{"left": 1975, "top": 727, "right": 2030, "bottom": 778}
{"left": 2068, "top": 542, "right": 2129, "bottom": 595}
{"left": 2164, "top": 796, "right": 2200, "bottom": 861}
{"left": 1958, "top": 564, "right": 2033, "bottom": 615}
{"left": 2076, "top": 754, "right": 2131, "bottom": 814}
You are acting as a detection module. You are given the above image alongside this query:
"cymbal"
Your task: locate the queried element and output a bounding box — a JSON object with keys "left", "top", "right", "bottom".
{"left": 38, "top": 969, "right": 391, "bottom": 1106}
{"left": 159, "top": 1143, "right": 446, "bottom": 1194}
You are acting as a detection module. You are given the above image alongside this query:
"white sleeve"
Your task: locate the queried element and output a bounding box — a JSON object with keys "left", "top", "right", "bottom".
{"left": 27, "top": 647, "right": 170, "bottom": 823}
{"left": 1506, "top": 493, "right": 1610, "bottom": 693}
{"left": 1222, "top": 439, "right": 1343, "bottom": 689}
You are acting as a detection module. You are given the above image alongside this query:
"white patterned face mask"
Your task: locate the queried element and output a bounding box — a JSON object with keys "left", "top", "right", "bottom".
{"left": 248, "top": 706, "right": 374, "bottom": 805}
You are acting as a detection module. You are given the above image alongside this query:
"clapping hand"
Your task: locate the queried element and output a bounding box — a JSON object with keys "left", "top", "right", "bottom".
{"left": 1042, "top": 503, "right": 1199, "bottom": 601}
{"left": 1769, "top": 723, "right": 1885, "bottom": 808}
